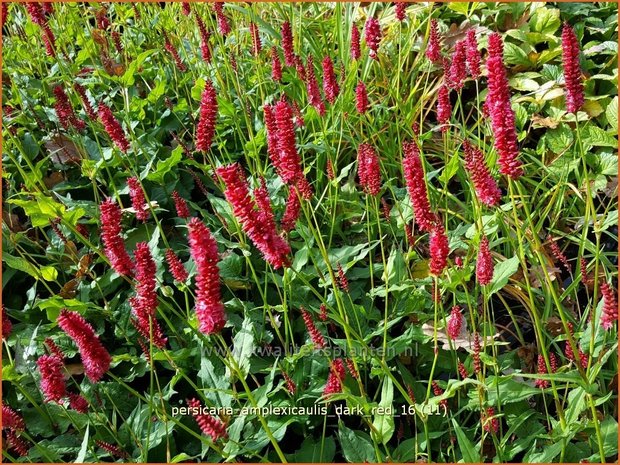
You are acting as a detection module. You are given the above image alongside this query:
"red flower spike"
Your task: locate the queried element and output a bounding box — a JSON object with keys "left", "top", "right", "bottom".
{"left": 214, "top": 3, "right": 230, "bottom": 36}
{"left": 448, "top": 40, "right": 467, "bottom": 91}
{"left": 188, "top": 218, "right": 226, "bottom": 335}
{"left": 281, "top": 21, "right": 295, "bottom": 67}
{"left": 196, "top": 15, "right": 212, "bottom": 63}
{"left": 100, "top": 198, "right": 134, "bottom": 276}
{"left": 217, "top": 164, "right": 292, "bottom": 269}
{"left": 98, "top": 103, "right": 130, "bottom": 153}
{"left": 355, "top": 81, "right": 369, "bottom": 114}
{"left": 130, "top": 242, "right": 167, "bottom": 348}
{"left": 195, "top": 81, "right": 218, "bottom": 152}
{"left": 111, "top": 30, "right": 123, "bottom": 55}
{"left": 68, "top": 393, "right": 89, "bottom": 413}
{"left": 37, "top": 354, "right": 66, "bottom": 403}
{"left": 357, "top": 143, "right": 382, "bottom": 196}
{"left": 172, "top": 191, "right": 190, "bottom": 218}
{"left": 580, "top": 258, "right": 590, "bottom": 285}
{"left": 364, "top": 16, "right": 381, "bottom": 60}
{"left": 326, "top": 159, "right": 335, "bottom": 180}
{"left": 188, "top": 398, "right": 228, "bottom": 440}
{"left": 426, "top": 19, "right": 442, "bottom": 63}
{"left": 282, "top": 371, "right": 296, "bottom": 394}
{"left": 26, "top": 3, "right": 46, "bottom": 25}
{"left": 381, "top": 198, "right": 391, "bottom": 221}
{"left": 457, "top": 360, "right": 468, "bottom": 379}
{"left": 96, "top": 440, "right": 128, "bottom": 459}
{"left": 351, "top": 24, "right": 361, "bottom": 60}
{"left": 402, "top": 141, "right": 435, "bottom": 232}
{"left": 322, "top": 56, "right": 340, "bottom": 104}
{"left": 319, "top": 303, "right": 328, "bottom": 322}
{"left": 600, "top": 282, "right": 618, "bottom": 331}
{"left": 447, "top": 306, "right": 464, "bottom": 341}
{"left": 73, "top": 83, "right": 97, "bottom": 120}
{"left": 281, "top": 189, "right": 301, "bottom": 233}
{"left": 306, "top": 56, "right": 326, "bottom": 116}
{"left": 465, "top": 29, "right": 481, "bottom": 79}
{"left": 405, "top": 223, "right": 415, "bottom": 248}
{"left": 271, "top": 47, "right": 282, "bottom": 81}
{"left": 181, "top": 3, "right": 191, "bottom": 16}
{"left": 250, "top": 22, "right": 261, "bottom": 56}
{"left": 486, "top": 33, "right": 522, "bottom": 179}
{"left": 324, "top": 359, "right": 346, "bottom": 396}
{"left": 57, "top": 310, "right": 111, "bottom": 383}
{"left": 406, "top": 385, "right": 415, "bottom": 404}
{"left": 2, "top": 305, "right": 12, "bottom": 340}
{"left": 561, "top": 23, "right": 584, "bottom": 113}
{"left": 165, "top": 249, "right": 189, "bottom": 282}
{"left": 549, "top": 352, "right": 558, "bottom": 373}
{"left": 337, "top": 263, "right": 349, "bottom": 292}
{"left": 127, "top": 177, "right": 149, "bottom": 222}
{"left": 53, "top": 86, "right": 85, "bottom": 131}
{"left": 482, "top": 407, "right": 499, "bottom": 434}
{"left": 6, "top": 430, "right": 29, "bottom": 457}
{"left": 273, "top": 101, "right": 313, "bottom": 198}
{"left": 346, "top": 358, "right": 359, "bottom": 380}
{"left": 535, "top": 354, "right": 550, "bottom": 389}
{"left": 436, "top": 84, "right": 451, "bottom": 130}
{"left": 429, "top": 221, "right": 449, "bottom": 276}
{"left": 463, "top": 140, "right": 501, "bottom": 207}
{"left": 2, "top": 404, "right": 25, "bottom": 431}
{"left": 395, "top": 2, "right": 406, "bottom": 22}
{"left": 44, "top": 337, "right": 64, "bottom": 359}
{"left": 163, "top": 33, "right": 187, "bottom": 72}
{"left": 301, "top": 307, "right": 326, "bottom": 349}
{"left": 548, "top": 237, "right": 572, "bottom": 273}
{"left": 476, "top": 236, "right": 494, "bottom": 286}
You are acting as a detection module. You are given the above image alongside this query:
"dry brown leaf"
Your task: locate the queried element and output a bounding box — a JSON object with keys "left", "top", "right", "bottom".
{"left": 2, "top": 210, "right": 25, "bottom": 232}
{"left": 529, "top": 264, "right": 560, "bottom": 288}
{"left": 45, "top": 134, "right": 84, "bottom": 166}
{"left": 531, "top": 114, "right": 559, "bottom": 129}
{"left": 76, "top": 254, "right": 93, "bottom": 279}
{"left": 44, "top": 171, "right": 65, "bottom": 189}
{"left": 58, "top": 279, "right": 79, "bottom": 299}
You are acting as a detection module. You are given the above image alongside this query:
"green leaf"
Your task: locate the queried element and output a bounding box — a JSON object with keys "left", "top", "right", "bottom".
{"left": 371, "top": 377, "right": 395, "bottom": 445}
{"left": 530, "top": 7, "right": 561, "bottom": 34}
{"left": 580, "top": 124, "right": 618, "bottom": 148}
{"left": 75, "top": 423, "right": 89, "bottom": 463}
{"left": 230, "top": 317, "right": 255, "bottom": 378}
{"left": 338, "top": 423, "right": 376, "bottom": 463}
{"left": 438, "top": 151, "right": 460, "bottom": 184}
{"left": 289, "top": 436, "right": 336, "bottom": 462}
{"left": 488, "top": 256, "right": 520, "bottom": 296}
{"left": 606, "top": 96, "right": 618, "bottom": 134}
{"left": 146, "top": 145, "right": 184, "bottom": 184}
{"left": 452, "top": 420, "right": 480, "bottom": 463}
{"left": 9, "top": 195, "right": 67, "bottom": 227}
{"left": 545, "top": 125, "right": 574, "bottom": 154}
{"left": 3, "top": 253, "right": 56, "bottom": 281}
{"left": 503, "top": 43, "right": 532, "bottom": 67}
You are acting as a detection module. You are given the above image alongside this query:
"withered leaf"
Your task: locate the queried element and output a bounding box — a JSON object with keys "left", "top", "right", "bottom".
{"left": 58, "top": 279, "right": 79, "bottom": 299}
{"left": 45, "top": 134, "right": 84, "bottom": 166}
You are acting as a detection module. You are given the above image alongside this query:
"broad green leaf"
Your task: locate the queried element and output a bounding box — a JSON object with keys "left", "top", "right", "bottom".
{"left": 230, "top": 317, "right": 255, "bottom": 378}
{"left": 9, "top": 196, "right": 67, "bottom": 227}
{"left": 605, "top": 96, "right": 617, "bottom": 134}
{"left": 372, "top": 377, "right": 395, "bottom": 445}
{"left": 338, "top": 423, "right": 376, "bottom": 463}
{"left": 488, "top": 256, "right": 520, "bottom": 296}
{"left": 530, "top": 7, "right": 561, "bottom": 34}
{"left": 146, "top": 145, "right": 184, "bottom": 184}
{"left": 452, "top": 420, "right": 480, "bottom": 463}
{"left": 75, "top": 423, "right": 89, "bottom": 463}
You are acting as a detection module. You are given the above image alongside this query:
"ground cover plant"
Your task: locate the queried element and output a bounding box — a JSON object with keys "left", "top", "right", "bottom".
{"left": 1, "top": 1, "right": 618, "bottom": 463}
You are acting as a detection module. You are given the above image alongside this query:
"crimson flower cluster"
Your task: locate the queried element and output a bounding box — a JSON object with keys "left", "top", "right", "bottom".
{"left": 446, "top": 306, "right": 464, "bottom": 341}
{"left": 476, "top": 236, "right": 494, "bottom": 285}
{"left": 98, "top": 103, "right": 130, "bottom": 153}
{"left": 402, "top": 140, "right": 434, "bottom": 232}
{"left": 127, "top": 177, "right": 150, "bottom": 222}
{"left": 350, "top": 25, "right": 361, "bottom": 60}
{"left": 172, "top": 190, "right": 190, "bottom": 218}
{"left": 187, "top": 398, "right": 228, "bottom": 441}
{"left": 561, "top": 23, "right": 584, "bottom": 113}
{"left": 217, "top": 164, "right": 291, "bottom": 269}
{"left": 323, "top": 359, "right": 346, "bottom": 395}
{"left": 322, "top": 56, "right": 339, "bottom": 104}
{"left": 188, "top": 218, "right": 226, "bottom": 335}
{"left": 364, "top": 16, "right": 381, "bottom": 59}
{"left": 600, "top": 282, "right": 618, "bottom": 330}
{"left": 130, "top": 242, "right": 167, "bottom": 348}
{"left": 195, "top": 81, "right": 218, "bottom": 152}
{"left": 37, "top": 354, "right": 66, "bottom": 403}
{"left": 357, "top": 143, "right": 382, "bottom": 196}
{"left": 355, "top": 81, "right": 369, "bottom": 114}
{"left": 53, "top": 85, "right": 85, "bottom": 131}
{"left": 301, "top": 307, "right": 326, "bottom": 349}
{"left": 100, "top": 198, "right": 134, "bottom": 276}
{"left": 57, "top": 310, "right": 112, "bottom": 383}
{"left": 486, "top": 33, "right": 523, "bottom": 179}
{"left": 426, "top": 19, "right": 442, "bottom": 63}
{"left": 281, "top": 21, "right": 295, "bottom": 66}
{"left": 429, "top": 222, "right": 449, "bottom": 276}
{"left": 250, "top": 22, "right": 261, "bottom": 56}
{"left": 462, "top": 140, "right": 501, "bottom": 207}
{"left": 306, "top": 56, "right": 326, "bottom": 116}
